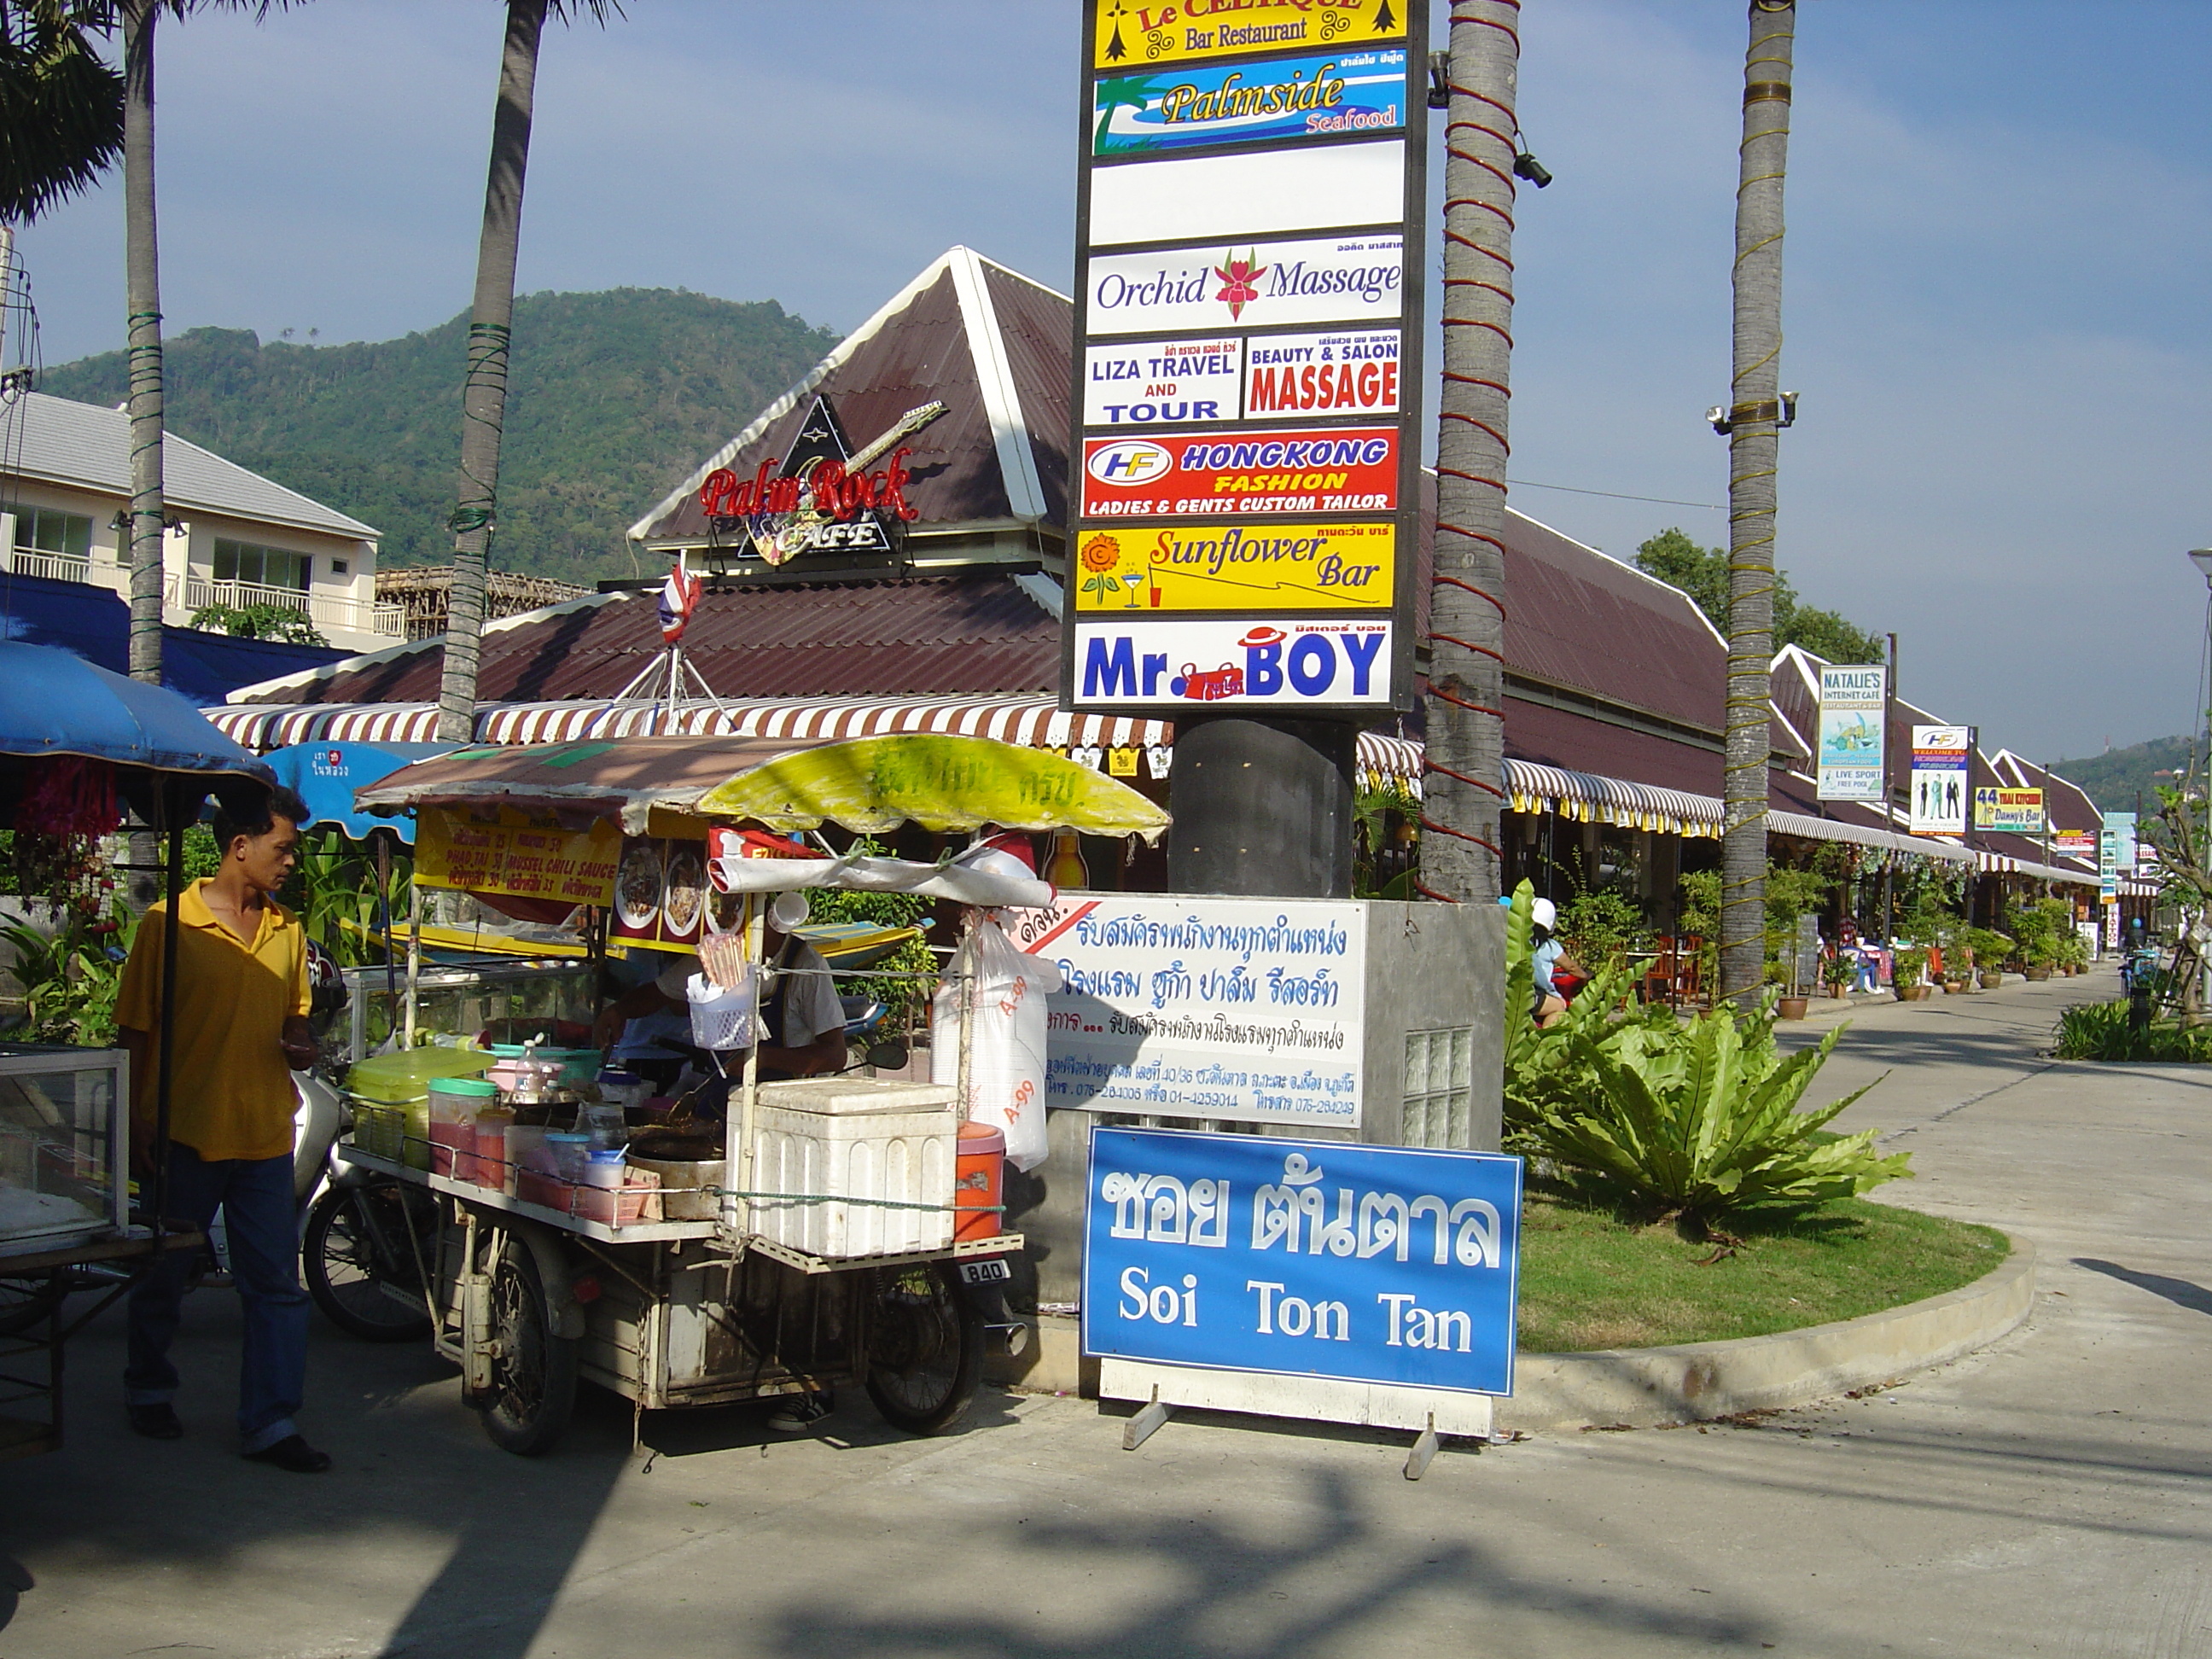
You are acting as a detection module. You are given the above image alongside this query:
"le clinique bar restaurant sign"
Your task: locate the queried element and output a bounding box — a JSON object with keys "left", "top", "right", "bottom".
{"left": 1063, "top": 0, "right": 1427, "bottom": 719}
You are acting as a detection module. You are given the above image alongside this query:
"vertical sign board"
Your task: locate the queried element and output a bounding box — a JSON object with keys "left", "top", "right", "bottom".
{"left": 1002, "top": 893, "right": 1367, "bottom": 1129}
{"left": 1063, "top": 0, "right": 1428, "bottom": 718}
{"left": 1085, "top": 1127, "right": 1522, "bottom": 1396}
{"left": 1908, "top": 725, "right": 1972, "bottom": 835}
{"left": 1816, "top": 666, "right": 1888, "bottom": 802}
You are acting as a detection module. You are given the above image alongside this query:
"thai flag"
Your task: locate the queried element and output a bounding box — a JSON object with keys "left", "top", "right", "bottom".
{"left": 658, "top": 562, "right": 701, "bottom": 643}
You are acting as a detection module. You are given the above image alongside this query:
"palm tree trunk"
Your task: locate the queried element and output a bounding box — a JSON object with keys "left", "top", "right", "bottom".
{"left": 435, "top": 0, "right": 547, "bottom": 742}
{"left": 1720, "top": 0, "right": 1794, "bottom": 1008}
{"left": 120, "top": 0, "right": 165, "bottom": 686}
{"left": 1424, "top": 0, "right": 1518, "bottom": 911}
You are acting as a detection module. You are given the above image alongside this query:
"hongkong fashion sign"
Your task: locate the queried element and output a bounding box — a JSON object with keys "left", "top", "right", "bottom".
{"left": 1004, "top": 894, "right": 1367, "bottom": 1126}
{"left": 1080, "top": 427, "right": 1399, "bottom": 518}
{"left": 1080, "top": 328, "right": 1401, "bottom": 427}
{"left": 1084, "top": 236, "right": 1406, "bottom": 336}
{"left": 1082, "top": 1127, "right": 1522, "bottom": 1395}
{"left": 1909, "top": 725, "right": 1971, "bottom": 835}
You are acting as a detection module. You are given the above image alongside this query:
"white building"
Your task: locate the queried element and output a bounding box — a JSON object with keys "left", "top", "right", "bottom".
{"left": 1, "top": 391, "right": 401, "bottom": 652}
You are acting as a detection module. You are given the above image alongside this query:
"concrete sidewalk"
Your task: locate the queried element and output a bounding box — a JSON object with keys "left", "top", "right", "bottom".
{"left": 5, "top": 963, "right": 2208, "bottom": 1658}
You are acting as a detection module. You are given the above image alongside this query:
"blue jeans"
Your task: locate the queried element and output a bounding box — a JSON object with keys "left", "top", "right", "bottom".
{"left": 125, "top": 1146, "right": 308, "bottom": 1452}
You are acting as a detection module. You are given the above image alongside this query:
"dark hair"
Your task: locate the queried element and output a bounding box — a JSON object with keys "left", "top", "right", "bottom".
{"left": 212, "top": 785, "right": 310, "bottom": 853}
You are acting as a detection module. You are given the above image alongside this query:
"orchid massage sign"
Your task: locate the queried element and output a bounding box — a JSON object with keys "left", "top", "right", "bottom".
{"left": 1004, "top": 893, "right": 1368, "bottom": 1127}
{"left": 1065, "top": 0, "right": 1425, "bottom": 716}
{"left": 1083, "top": 1127, "right": 1522, "bottom": 1395}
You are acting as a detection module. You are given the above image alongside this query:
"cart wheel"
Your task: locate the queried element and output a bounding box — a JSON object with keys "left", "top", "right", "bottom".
{"left": 0, "top": 1272, "right": 65, "bottom": 1337}
{"left": 302, "top": 1184, "right": 434, "bottom": 1342}
{"left": 864, "top": 1260, "right": 982, "bottom": 1435}
{"left": 480, "top": 1237, "right": 578, "bottom": 1456}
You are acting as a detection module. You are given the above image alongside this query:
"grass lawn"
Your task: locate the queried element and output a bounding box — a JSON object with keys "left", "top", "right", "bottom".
{"left": 1516, "top": 1187, "right": 2011, "bottom": 1353}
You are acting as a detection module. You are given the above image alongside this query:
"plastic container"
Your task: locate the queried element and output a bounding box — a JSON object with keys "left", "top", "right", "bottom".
{"left": 585, "top": 1148, "right": 626, "bottom": 1188}
{"left": 685, "top": 969, "right": 758, "bottom": 1052}
{"left": 748, "top": 1078, "right": 958, "bottom": 1258}
{"left": 597, "top": 1068, "right": 649, "bottom": 1114}
{"left": 544, "top": 1132, "right": 591, "bottom": 1186}
{"left": 473, "top": 1105, "right": 515, "bottom": 1193}
{"left": 487, "top": 1043, "right": 600, "bottom": 1091}
{"left": 626, "top": 1155, "right": 724, "bottom": 1221}
{"left": 954, "top": 1120, "right": 1006, "bottom": 1242}
{"left": 573, "top": 1102, "right": 627, "bottom": 1152}
{"left": 349, "top": 1046, "right": 494, "bottom": 1103}
{"left": 428, "top": 1076, "right": 498, "bottom": 1179}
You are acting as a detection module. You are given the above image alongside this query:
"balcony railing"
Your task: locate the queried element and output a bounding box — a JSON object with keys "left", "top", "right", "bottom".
{"left": 174, "top": 574, "right": 405, "bottom": 640}
{"left": 7, "top": 548, "right": 97, "bottom": 585}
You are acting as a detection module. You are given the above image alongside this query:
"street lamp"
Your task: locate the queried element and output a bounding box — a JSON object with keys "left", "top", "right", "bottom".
{"left": 2191, "top": 548, "right": 2212, "bottom": 584}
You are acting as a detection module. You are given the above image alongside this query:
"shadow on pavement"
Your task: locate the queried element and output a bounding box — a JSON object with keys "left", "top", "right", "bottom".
{"left": 760, "top": 1465, "right": 1772, "bottom": 1659}
{"left": 2074, "top": 1258, "right": 2212, "bottom": 1319}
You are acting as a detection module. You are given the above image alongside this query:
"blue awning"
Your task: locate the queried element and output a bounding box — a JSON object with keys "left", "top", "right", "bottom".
{"left": 265, "top": 741, "right": 452, "bottom": 841}
{"left": 0, "top": 642, "right": 272, "bottom": 779}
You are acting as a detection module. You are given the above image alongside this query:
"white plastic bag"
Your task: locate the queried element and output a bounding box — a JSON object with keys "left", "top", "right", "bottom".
{"left": 931, "top": 919, "right": 1062, "bottom": 1172}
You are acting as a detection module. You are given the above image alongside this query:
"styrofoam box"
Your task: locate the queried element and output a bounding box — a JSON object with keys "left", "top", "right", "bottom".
{"left": 748, "top": 1079, "right": 958, "bottom": 1258}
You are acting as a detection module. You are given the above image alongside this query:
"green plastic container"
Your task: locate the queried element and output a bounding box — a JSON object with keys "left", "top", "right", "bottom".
{"left": 348, "top": 1046, "right": 494, "bottom": 1104}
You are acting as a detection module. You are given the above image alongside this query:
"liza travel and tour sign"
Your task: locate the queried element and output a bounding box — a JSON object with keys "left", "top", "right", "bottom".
{"left": 1083, "top": 1127, "right": 1522, "bottom": 1396}
{"left": 1816, "top": 665, "right": 1888, "bottom": 803}
{"left": 1066, "top": 0, "right": 1424, "bottom": 716}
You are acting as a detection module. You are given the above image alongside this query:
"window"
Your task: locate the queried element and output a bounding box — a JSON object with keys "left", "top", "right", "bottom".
{"left": 330, "top": 558, "right": 349, "bottom": 575}
{"left": 212, "top": 538, "right": 310, "bottom": 591}
{"left": 14, "top": 508, "right": 92, "bottom": 563}
{"left": 1402, "top": 1027, "right": 1476, "bottom": 1150}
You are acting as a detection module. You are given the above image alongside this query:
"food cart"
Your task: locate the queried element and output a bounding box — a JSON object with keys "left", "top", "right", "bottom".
{"left": 0, "top": 643, "right": 278, "bottom": 1457}
{"left": 334, "top": 732, "right": 1166, "bottom": 1454}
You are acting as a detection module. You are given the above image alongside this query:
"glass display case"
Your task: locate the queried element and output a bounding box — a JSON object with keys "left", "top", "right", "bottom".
{"left": 341, "top": 959, "right": 598, "bottom": 1064}
{"left": 0, "top": 1043, "right": 128, "bottom": 1254}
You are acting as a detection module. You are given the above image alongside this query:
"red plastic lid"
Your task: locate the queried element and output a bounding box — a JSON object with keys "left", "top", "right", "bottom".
{"left": 958, "top": 1120, "right": 1006, "bottom": 1151}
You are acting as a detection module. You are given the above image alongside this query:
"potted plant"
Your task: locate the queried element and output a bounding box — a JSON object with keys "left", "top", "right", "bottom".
{"left": 1821, "top": 954, "right": 1855, "bottom": 999}
{"left": 1895, "top": 946, "right": 1931, "bottom": 1000}
{"left": 1777, "top": 987, "right": 1810, "bottom": 1020}
{"left": 1970, "top": 928, "right": 2011, "bottom": 989}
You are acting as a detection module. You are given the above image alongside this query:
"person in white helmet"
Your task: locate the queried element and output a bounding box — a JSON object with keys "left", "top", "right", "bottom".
{"left": 1529, "top": 897, "right": 1584, "bottom": 1027}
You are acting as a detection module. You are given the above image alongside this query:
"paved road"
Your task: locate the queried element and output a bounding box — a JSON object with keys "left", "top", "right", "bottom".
{"left": 7, "top": 969, "right": 2209, "bottom": 1658}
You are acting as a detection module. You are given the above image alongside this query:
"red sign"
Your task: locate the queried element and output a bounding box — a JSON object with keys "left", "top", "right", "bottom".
{"left": 697, "top": 449, "right": 920, "bottom": 523}
{"left": 1080, "top": 427, "right": 1400, "bottom": 519}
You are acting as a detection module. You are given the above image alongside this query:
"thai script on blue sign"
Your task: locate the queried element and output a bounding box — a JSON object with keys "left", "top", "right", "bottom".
{"left": 1092, "top": 49, "right": 1410, "bottom": 155}
{"left": 1083, "top": 1127, "right": 1522, "bottom": 1394}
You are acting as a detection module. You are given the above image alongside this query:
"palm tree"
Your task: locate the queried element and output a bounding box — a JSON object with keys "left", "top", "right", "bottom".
{"left": 0, "top": 1, "right": 125, "bottom": 224}
{"left": 1719, "top": 0, "right": 1795, "bottom": 1008}
{"left": 435, "top": 0, "right": 620, "bottom": 742}
{"left": 114, "top": 0, "right": 294, "bottom": 686}
{"left": 1424, "top": 1, "right": 1519, "bottom": 912}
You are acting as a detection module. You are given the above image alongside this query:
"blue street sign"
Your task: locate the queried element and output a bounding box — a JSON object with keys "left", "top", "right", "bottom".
{"left": 1083, "top": 1126, "right": 1522, "bottom": 1395}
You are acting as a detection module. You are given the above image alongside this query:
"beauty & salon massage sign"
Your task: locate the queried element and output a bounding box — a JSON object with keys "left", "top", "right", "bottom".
{"left": 1066, "top": 0, "right": 1426, "bottom": 715}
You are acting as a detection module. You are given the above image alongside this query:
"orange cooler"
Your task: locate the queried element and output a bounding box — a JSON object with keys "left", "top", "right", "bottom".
{"left": 954, "top": 1121, "right": 1006, "bottom": 1242}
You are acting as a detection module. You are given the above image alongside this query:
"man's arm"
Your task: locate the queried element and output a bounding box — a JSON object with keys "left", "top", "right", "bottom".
{"left": 756, "top": 1025, "right": 847, "bottom": 1079}
{"left": 118, "top": 1026, "right": 156, "bottom": 1176}
{"left": 591, "top": 981, "right": 677, "bottom": 1051}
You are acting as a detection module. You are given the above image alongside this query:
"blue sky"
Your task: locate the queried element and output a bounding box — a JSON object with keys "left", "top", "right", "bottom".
{"left": 13, "top": 1, "right": 2209, "bottom": 765}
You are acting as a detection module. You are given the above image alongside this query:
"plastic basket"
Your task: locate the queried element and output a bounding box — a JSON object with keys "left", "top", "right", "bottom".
{"left": 350, "top": 1100, "right": 406, "bottom": 1162}
{"left": 685, "top": 968, "right": 758, "bottom": 1052}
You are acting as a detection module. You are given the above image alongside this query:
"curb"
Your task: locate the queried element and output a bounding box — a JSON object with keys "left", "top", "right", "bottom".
{"left": 1495, "top": 1235, "right": 2036, "bottom": 1433}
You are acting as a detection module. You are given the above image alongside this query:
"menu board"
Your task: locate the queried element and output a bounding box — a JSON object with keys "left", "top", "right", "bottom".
{"left": 608, "top": 836, "right": 725, "bottom": 952}
{"left": 415, "top": 807, "right": 621, "bottom": 907}
{"left": 1063, "top": 0, "right": 1426, "bottom": 717}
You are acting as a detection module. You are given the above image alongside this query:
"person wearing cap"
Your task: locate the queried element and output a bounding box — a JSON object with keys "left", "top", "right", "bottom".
{"left": 591, "top": 894, "right": 847, "bottom": 1081}
{"left": 1529, "top": 897, "right": 1583, "bottom": 1027}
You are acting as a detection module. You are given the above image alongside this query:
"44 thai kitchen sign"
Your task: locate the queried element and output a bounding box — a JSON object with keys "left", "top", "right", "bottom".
{"left": 1065, "top": 0, "right": 1425, "bottom": 716}
{"left": 1084, "top": 1127, "right": 1522, "bottom": 1395}
{"left": 1815, "top": 665, "right": 1888, "bottom": 803}
{"left": 1004, "top": 894, "right": 1369, "bottom": 1127}
{"left": 1974, "top": 787, "right": 2045, "bottom": 835}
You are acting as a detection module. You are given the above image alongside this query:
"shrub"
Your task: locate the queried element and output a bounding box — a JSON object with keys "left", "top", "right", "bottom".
{"left": 2052, "top": 1000, "right": 2212, "bottom": 1063}
{"left": 1501, "top": 882, "right": 1911, "bottom": 1227}
{"left": 1557, "top": 886, "right": 1649, "bottom": 969}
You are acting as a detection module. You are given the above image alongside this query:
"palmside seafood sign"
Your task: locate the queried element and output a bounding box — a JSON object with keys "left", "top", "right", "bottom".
{"left": 1067, "top": 0, "right": 1425, "bottom": 716}
{"left": 1084, "top": 1127, "right": 1522, "bottom": 1395}
{"left": 1005, "top": 893, "right": 1367, "bottom": 1126}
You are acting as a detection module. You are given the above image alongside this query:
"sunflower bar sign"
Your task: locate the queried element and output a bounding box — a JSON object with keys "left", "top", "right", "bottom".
{"left": 1065, "top": 0, "right": 1425, "bottom": 715}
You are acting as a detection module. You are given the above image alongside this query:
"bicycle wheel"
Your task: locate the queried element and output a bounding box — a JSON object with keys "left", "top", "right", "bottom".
{"left": 302, "top": 1184, "right": 433, "bottom": 1342}
{"left": 0, "top": 1273, "right": 65, "bottom": 1337}
{"left": 863, "top": 1260, "right": 981, "bottom": 1436}
{"left": 480, "top": 1237, "right": 578, "bottom": 1457}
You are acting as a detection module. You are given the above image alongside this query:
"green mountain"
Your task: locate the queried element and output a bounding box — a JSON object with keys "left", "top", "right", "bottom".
{"left": 2043, "top": 732, "right": 2198, "bottom": 813}
{"left": 38, "top": 288, "right": 839, "bottom": 585}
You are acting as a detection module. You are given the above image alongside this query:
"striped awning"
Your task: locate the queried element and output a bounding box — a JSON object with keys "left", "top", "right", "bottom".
{"left": 1505, "top": 760, "right": 1727, "bottom": 840}
{"left": 1973, "top": 847, "right": 2104, "bottom": 886}
{"left": 1770, "top": 811, "right": 1976, "bottom": 866}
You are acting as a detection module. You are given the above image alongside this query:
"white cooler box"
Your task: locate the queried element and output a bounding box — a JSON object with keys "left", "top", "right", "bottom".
{"left": 748, "top": 1078, "right": 958, "bottom": 1258}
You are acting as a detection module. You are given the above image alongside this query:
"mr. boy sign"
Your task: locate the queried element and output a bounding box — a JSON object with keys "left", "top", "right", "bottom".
{"left": 1085, "top": 1128, "right": 1522, "bottom": 1397}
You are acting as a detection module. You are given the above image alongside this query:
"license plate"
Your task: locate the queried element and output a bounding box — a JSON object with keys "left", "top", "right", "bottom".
{"left": 958, "top": 1258, "right": 1012, "bottom": 1286}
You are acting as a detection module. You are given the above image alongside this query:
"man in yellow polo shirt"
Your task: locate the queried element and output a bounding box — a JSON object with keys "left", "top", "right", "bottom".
{"left": 116, "top": 785, "right": 329, "bottom": 1472}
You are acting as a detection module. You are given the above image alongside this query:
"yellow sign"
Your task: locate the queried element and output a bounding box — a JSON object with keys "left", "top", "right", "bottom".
{"left": 416, "top": 807, "right": 623, "bottom": 905}
{"left": 1072, "top": 521, "right": 1395, "bottom": 612}
{"left": 1093, "top": 1, "right": 1407, "bottom": 70}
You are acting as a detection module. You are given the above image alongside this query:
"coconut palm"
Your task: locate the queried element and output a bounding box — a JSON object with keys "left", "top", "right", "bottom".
{"left": 1424, "top": 1, "right": 1519, "bottom": 913}
{"left": 1719, "top": 0, "right": 1795, "bottom": 1007}
{"left": 434, "top": 0, "right": 621, "bottom": 743}
{"left": 0, "top": 1, "right": 124, "bottom": 224}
